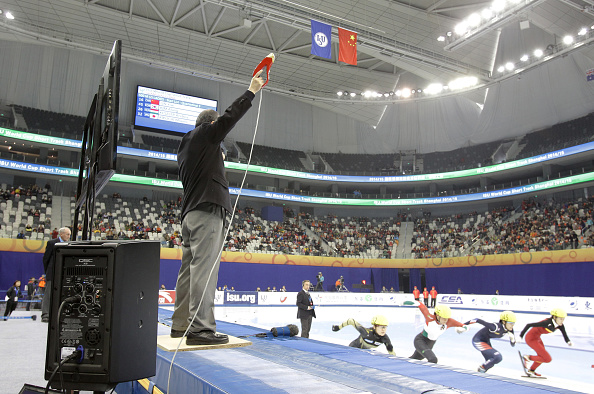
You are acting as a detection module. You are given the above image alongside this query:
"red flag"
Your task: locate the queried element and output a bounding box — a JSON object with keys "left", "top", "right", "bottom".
{"left": 338, "top": 27, "right": 357, "bottom": 65}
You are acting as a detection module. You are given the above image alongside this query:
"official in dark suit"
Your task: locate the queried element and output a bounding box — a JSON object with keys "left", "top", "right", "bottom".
{"left": 296, "top": 279, "right": 316, "bottom": 338}
{"left": 41, "top": 227, "right": 71, "bottom": 322}
{"left": 171, "top": 70, "right": 265, "bottom": 346}
{"left": 3, "top": 280, "right": 22, "bottom": 318}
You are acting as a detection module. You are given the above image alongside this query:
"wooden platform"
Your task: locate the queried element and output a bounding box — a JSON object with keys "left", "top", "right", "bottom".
{"left": 157, "top": 334, "right": 252, "bottom": 352}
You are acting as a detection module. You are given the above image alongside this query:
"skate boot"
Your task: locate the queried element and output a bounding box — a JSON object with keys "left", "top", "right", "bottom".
{"left": 477, "top": 365, "right": 486, "bottom": 373}
{"left": 526, "top": 369, "right": 541, "bottom": 377}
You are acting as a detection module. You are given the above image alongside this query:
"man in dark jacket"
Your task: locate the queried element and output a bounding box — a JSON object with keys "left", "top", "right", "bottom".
{"left": 296, "top": 279, "right": 316, "bottom": 338}
{"left": 40, "top": 227, "right": 71, "bottom": 322}
{"left": 26, "top": 277, "right": 37, "bottom": 311}
{"left": 170, "top": 71, "right": 265, "bottom": 346}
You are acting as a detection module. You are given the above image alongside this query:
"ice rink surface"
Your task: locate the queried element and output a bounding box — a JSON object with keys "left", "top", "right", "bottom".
{"left": 214, "top": 305, "right": 594, "bottom": 393}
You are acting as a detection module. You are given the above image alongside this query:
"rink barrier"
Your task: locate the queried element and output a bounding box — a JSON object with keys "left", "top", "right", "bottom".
{"left": 158, "top": 291, "right": 594, "bottom": 317}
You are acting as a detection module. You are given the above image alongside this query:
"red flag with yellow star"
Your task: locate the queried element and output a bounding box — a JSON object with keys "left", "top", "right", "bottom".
{"left": 338, "top": 27, "right": 357, "bottom": 65}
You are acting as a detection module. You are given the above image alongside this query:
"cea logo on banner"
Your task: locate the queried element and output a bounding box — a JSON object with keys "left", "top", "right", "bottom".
{"left": 224, "top": 291, "right": 258, "bottom": 305}
{"left": 440, "top": 295, "right": 463, "bottom": 304}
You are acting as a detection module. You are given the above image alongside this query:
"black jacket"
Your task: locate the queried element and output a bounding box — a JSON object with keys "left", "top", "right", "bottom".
{"left": 296, "top": 290, "right": 316, "bottom": 319}
{"left": 520, "top": 317, "right": 570, "bottom": 343}
{"left": 43, "top": 238, "right": 63, "bottom": 281}
{"left": 6, "top": 285, "right": 21, "bottom": 301}
{"left": 178, "top": 90, "right": 255, "bottom": 220}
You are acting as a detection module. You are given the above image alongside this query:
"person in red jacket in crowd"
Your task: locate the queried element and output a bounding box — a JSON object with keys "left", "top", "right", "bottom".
{"left": 422, "top": 287, "right": 429, "bottom": 306}
{"left": 429, "top": 286, "right": 438, "bottom": 308}
{"left": 519, "top": 308, "right": 573, "bottom": 377}
{"left": 412, "top": 286, "right": 420, "bottom": 301}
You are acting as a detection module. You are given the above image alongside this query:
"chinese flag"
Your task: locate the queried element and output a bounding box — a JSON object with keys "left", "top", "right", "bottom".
{"left": 338, "top": 27, "right": 357, "bottom": 65}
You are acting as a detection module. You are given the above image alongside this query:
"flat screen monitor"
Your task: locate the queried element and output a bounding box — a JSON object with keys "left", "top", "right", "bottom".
{"left": 134, "top": 86, "right": 217, "bottom": 135}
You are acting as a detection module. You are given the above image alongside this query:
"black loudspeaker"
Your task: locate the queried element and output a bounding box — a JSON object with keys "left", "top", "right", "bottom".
{"left": 45, "top": 240, "right": 160, "bottom": 392}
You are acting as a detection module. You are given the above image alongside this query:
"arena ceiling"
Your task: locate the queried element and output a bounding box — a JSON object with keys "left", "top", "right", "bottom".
{"left": 0, "top": 0, "right": 593, "bottom": 126}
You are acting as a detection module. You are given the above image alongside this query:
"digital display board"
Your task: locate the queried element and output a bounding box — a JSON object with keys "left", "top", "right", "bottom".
{"left": 134, "top": 86, "right": 217, "bottom": 134}
{"left": 0, "top": 156, "right": 592, "bottom": 206}
{"left": 1, "top": 126, "right": 594, "bottom": 185}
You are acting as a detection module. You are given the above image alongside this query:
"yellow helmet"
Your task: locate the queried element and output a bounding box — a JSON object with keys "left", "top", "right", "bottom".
{"left": 551, "top": 308, "right": 567, "bottom": 318}
{"left": 434, "top": 305, "right": 452, "bottom": 319}
{"left": 371, "top": 315, "right": 389, "bottom": 326}
{"left": 500, "top": 310, "right": 516, "bottom": 323}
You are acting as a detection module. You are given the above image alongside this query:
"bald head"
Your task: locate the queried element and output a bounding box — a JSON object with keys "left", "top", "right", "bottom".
{"left": 59, "top": 227, "right": 71, "bottom": 241}
{"left": 195, "top": 109, "right": 219, "bottom": 127}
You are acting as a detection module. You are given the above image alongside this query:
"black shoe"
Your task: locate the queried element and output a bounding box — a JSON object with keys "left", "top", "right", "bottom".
{"left": 186, "top": 331, "right": 229, "bottom": 345}
{"left": 170, "top": 329, "right": 186, "bottom": 338}
{"left": 41, "top": 316, "right": 49, "bottom": 323}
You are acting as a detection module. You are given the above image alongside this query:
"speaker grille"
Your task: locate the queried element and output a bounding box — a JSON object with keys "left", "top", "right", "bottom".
{"left": 65, "top": 266, "right": 105, "bottom": 277}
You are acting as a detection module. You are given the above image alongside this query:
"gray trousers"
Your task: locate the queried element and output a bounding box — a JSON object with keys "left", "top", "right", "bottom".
{"left": 41, "top": 280, "right": 51, "bottom": 319}
{"left": 300, "top": 316, "right": 312, "bottom": 338}
{"left": 171, "top": 204, "right": 225, "bottom": 333}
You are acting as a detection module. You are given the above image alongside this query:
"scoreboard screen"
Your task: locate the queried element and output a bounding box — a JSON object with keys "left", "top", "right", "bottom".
{"left": 134, "top": 86, "right": 218, "bottom": 134}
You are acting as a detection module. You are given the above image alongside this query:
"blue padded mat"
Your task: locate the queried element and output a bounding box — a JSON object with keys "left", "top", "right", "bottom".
{"left": 150, "top": 308, "right": 582, "bottom": 394}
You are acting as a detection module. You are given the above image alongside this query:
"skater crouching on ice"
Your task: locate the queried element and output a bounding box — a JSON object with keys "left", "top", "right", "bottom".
{"left": 408, "top": 302, "right": 468, "bottom": 363}
{"left": 519, "top": 308, "right": 572, "bottom": 377}
{"left": 332, "top": 315, "right": 396, "bottom": 355}
{"left": 466, "top": 311, "right": 517, "bottom": 373}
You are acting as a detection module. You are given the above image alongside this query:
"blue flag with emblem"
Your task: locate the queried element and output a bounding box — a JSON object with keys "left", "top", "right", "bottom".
{"left": 311, "top": 20, "right": 332, "bottom": 59}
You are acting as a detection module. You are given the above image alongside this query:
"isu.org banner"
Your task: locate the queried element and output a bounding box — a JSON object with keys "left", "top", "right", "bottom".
{"left": 0, "top": 157, "right": 593, "bottom": 206}
{"left": 2, "top": 126, "right": 593, "bottom": 183}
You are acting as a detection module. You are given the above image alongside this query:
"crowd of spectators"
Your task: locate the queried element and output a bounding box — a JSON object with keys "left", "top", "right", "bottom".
{"left": 470, "top": 198, "right": 593, "bottom": 255}
{"left": 411, "top": 207, "right": 513, "bottom": 258}
{"left": 225, "top": 206, "right": 323, "bottom": 255}
{"left": 87, "top": 195, "right": 183, "bottom": 246}
{"left": 411, "top": 198, "right": 594, "bottom": 257}
{"left": 0, "top": 184, "right": 53, "bottom": 239}
{"left": 302, "top": 213, "right": 399, "bottom": 258}
{"left": 6, "top": 186, "right": 591, "bottom": 261}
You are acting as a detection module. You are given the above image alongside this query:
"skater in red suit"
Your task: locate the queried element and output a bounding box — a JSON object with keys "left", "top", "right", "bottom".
{"left": 519, "top": 308, "right": 573, "bottom": 377}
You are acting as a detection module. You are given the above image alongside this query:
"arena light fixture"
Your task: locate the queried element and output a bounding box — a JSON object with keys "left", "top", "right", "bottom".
{"left": 492, "top": 0, "right": 506, "bottom": 12}
{"left": 4, "top": 11, "right": 14, "bottom": 19}
{"left": 533, "top": 48, "right": 543, "bottom": 57}
{"left": 468, "top": 13, "right": 481, "bottom": 27}
{"left": 455, "top": 22, "right": 469, "bottom": 35}
{"left": 349, "top": 92, "right": 356, "bottom": 97}
{"left": 443, "top": 0, "right": 547, "bottom": 51}
{"left": 563, "top": 35, "right": 574, "bottom": 45}
{"left": 401, "top": 88, "right": 411, "bottom": 98}
{"left": 578, "top": 28, "right": 588, "bottom": 36}
{"left": 425, "top": 83, "right": 444, "bottom": 95}
{"left": 437, "top": 36, "right": 445, "bottom": 42}
{"left": 520, "top": 54, "right": 529, "bottom": 62}
{"left": 481, "top": 8, "right": 493, "bottom": 20}
{"left": 336, "top": 91, "right": 343, "bottom": 96}
{"left": 497, "top": 65, "right": 505, "bottom": 73}
{"left": 505, "top": 62, "right": 514, "bottom": 71}
{"left": 448, "top": 76, "right": 478, "bottom": 90}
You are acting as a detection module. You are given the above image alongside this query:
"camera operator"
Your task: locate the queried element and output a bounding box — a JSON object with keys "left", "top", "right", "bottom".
{"left": 314, "top": 272, "right": 324, "bottom": 291}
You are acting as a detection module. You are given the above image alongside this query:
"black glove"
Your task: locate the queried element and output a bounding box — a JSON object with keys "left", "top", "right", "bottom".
{"left": 332, "top": 325, "right": 340, "bottom": 332}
